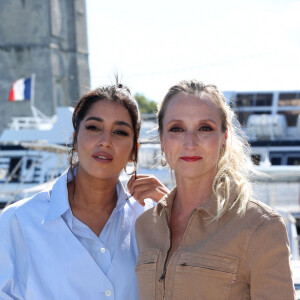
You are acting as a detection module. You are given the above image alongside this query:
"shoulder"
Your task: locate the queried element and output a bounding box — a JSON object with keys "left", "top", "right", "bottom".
{"left": 135, "top": 194, "right": 170, "bottom": 229}
{"left": 135, "top": 205, "right": 156, "bottom": 226}
{"left": 0, "top": 190, "right": 50, "bottom": 227}
{"left": 241, "top": 199, "right": 288, "bottom": 246}
{"left": 244, "top": 198, "right": 283, "bottom": 226}
{"left": 0, "top": 171, "right": 67, "bottom": 226}
{"left": 247, "top": 198, "right": 280, "bottom": 217}
{"left": 244, "top": 201, "right": 291, "bottom": 268}
{"left": 126, "top": 197, "right": 155, "bottom": 220}
{"left": 136, "top": 187, "right": 175, "bottom": 226}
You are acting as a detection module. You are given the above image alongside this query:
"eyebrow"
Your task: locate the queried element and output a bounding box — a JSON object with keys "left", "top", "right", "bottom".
{"left": 85, "top": 116, "right": 132, "bottom": 129}
{"left": 167, "top": 118, "right": 217, "bottom": 125}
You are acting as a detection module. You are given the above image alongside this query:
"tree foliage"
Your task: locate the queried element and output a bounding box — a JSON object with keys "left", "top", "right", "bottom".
{"left": 134, "top": 93, "right": 157, "bottom": 114}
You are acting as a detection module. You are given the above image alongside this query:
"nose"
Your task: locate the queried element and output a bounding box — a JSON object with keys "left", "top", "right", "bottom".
{"left": 183, "top": 131, "right": 198, "bottom": 149}
{"left": 97, "top": 131, "right": 112, "bottom": 148}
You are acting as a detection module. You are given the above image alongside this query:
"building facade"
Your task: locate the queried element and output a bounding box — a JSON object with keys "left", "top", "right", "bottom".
{"left": 0, "top": 0, "right": 90, "bottom": 132}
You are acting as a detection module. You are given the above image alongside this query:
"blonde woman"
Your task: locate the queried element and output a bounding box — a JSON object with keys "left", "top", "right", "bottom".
{"left": 134, "top": 80, "right": 295, "bottom": 299}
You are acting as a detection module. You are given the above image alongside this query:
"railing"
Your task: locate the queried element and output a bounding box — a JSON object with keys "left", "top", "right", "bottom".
{"left": 9, "top": 117, "right": 54, "bottom": 130}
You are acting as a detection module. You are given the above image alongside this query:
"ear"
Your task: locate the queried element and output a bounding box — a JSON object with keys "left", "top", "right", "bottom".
{"left": 73, "top": 132, "right": 78, "bottom": 152}
{"left": 222, "top": 128, "right": 228, "bottom": 147}
{"left": 129, "top": 142, "right": 140, "bottom": 162}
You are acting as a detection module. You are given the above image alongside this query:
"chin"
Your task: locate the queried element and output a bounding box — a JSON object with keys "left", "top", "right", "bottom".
{"left": 176, "top": 170, "right": 202, "bottom": 179}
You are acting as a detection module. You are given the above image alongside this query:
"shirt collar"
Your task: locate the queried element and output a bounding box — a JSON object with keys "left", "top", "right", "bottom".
{"left": 45, "top": 168, "right": 129, "bottom": 223}
{"left": 115, "top": 180, "right": 130, "bottom": 211}
{"left": 44, "top": 168, "right": 70, "bottom": 222}
{"left": 155, "top": 184, "right": 238, "bottom": 219}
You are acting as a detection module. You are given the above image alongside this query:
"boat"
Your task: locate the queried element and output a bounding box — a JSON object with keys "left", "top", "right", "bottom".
{"left": 224, "top": 90, "right": 300, "bottom": 227}
{"left": 224, "top": 90, "right": 300, "bottom": 166}
{"left": 0, "top": 106, "right": 73, "bottom": 209}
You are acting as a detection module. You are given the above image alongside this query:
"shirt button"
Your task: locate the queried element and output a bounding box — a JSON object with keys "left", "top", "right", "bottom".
{"left": 101, "top": 247, "right": 106, "bottom": 253}
{"left": 105, "top": 290, "right": 112, "bottom": 296}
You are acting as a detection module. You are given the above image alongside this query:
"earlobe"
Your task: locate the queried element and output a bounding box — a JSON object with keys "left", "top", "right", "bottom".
{"left": 224, "top": 128, "right": 228, "bottom": 140}
{"left": 223, "top": 128, "right": 228, "bottom": 146}
{"left": 220, "top": 129, "right": 228, "bottom": 150}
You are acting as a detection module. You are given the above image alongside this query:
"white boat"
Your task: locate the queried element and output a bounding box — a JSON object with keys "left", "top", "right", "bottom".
{"left": 224, "top": 90, "right": 300, "bottom": 166}
{"left": 0, "top": 107, "right": 73, "bottom": 208}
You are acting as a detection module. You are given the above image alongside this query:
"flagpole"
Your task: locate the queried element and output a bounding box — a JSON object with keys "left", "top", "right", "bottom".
{"left": 31, "top": 73, "right": 35, "bottom": 107}
{"left": 30, "top": 73, "right": 37, "bottom": 118}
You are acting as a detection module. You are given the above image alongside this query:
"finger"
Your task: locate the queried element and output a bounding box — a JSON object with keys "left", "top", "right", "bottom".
{"left": 127, "top": 175, "right": 136, "bottom": 193}
{"left": 135, "top": 186, "right": 169, "bottom": 203}
{"left": 127, "top": 174, "right": 152, "bottom": 191}
{"left": 127, "top": 174, "right": 149, "bottom": 192}
{"left": 129, "top": 176, "right": 158, "bottom": 190}
{"left": 130, "top": 188, "right": 150, "bottom": 203}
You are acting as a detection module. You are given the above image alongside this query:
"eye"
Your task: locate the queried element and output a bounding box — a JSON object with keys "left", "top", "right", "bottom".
{"left": 114, "top": 130, "right": 129, "bottom": 136}
{"left": 86, "top": 125, "right": 99, "bottom": 131}
{"left": 169, "top": 126, "right": 183, "bottom": 133}
{"left": 199, "top": 126, "right": 213, "bottom": 131}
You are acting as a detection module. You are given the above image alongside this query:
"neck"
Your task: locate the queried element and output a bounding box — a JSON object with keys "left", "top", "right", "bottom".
{"left": 68, "top": 166, "right": 119, "bottom": 213}
{"left": 173, "top": 173, "right": 215, "bottom": 216}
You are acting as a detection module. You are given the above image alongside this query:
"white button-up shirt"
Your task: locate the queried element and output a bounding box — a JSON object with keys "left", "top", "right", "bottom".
{"left": 0, "top": 169, "right": 153, "bottom": 300}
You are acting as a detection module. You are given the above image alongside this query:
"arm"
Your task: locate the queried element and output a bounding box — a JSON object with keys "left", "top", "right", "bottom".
{"left": 127, "top": 174, "right": 170, "bottom": 206}
{"left": 0, "top": 209, "right": 28, "bottom": 299}
{"left": 247, "top": 216, "right": 296, "bottom": 299}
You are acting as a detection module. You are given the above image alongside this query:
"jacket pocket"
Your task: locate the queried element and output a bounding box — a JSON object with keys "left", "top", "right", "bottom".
{"left": 173, "top": 252, "right": 238, "bottom": 300}
{"left": 135, "top": 249, "right": 159, "bottom": 300}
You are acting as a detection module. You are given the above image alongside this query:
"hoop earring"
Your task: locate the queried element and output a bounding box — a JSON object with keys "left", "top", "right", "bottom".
{"left": 161, "top": 151, "right": 167, "bottom": 167}
{"left": 124, "top": 161, "right": 137, "bottom": 175}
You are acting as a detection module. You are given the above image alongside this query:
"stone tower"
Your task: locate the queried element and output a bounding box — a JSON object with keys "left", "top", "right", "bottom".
{"left": 0, "top": 0, "right": 90, "bottom": 132}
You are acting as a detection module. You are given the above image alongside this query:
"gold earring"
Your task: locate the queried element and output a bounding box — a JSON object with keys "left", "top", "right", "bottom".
{"left": 221, "top": 145, "right": 226, "bottom": 156}
{"left": 161, "top": 151, "right": 167, "bottom": 167}
{"left": 218, "top": 146, "right": 226, "bottom": 163}
{"left": 124, "top": 161, "right": 137, "bottom": 175}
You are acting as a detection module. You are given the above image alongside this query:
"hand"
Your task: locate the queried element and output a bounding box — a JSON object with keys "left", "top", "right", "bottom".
{"left": 127, "top": 174, "right": 170, "bottom": 206}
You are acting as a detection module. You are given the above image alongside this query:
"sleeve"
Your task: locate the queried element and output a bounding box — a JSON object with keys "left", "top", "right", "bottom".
{"left": 246, "top": 215, "right": 296, "bottom": 300}
{"left": 0, "top": 208, "right": 28, "bottom": 299}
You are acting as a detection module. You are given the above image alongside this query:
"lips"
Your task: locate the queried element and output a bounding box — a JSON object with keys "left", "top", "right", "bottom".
{"left": 180, "top": 156, "right": 202, "bottom": 162}
{"left": 92, "top": 151, "right": 113, "bottom": 162}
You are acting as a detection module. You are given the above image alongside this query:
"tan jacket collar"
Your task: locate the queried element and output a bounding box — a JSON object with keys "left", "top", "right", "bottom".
{"left": 155, "top": 184, "right": 239, "bottom": 219}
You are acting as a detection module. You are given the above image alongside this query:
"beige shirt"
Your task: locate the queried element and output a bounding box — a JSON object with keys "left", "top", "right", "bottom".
{"left": 135, "top": 188, "right": 296, "bottom": 300}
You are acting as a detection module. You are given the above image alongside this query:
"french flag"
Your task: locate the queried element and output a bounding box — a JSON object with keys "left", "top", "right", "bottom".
{"left": 9, "top": 77, "right": 32, "bottom": 101}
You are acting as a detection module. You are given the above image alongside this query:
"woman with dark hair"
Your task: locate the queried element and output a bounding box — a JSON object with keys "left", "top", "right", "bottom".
{"left": 0, "top": 82, "right": 168, "bottom": 300}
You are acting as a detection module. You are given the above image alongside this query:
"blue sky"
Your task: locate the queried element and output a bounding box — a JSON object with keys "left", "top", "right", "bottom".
{"left": 86, "top": 0, "right": 300, "bottom": 102}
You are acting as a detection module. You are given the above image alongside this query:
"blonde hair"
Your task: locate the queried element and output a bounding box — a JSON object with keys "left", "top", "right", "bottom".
{"left": 157, "top": 79, "right": 256, "bottom": 220}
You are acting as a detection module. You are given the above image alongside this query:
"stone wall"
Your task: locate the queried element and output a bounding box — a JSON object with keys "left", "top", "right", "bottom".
{"left": 0, "top": 0, "right": 90, "bottom": 132}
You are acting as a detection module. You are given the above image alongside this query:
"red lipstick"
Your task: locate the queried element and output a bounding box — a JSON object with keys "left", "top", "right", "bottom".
{"left": 180, "top": 156, "right": 202, "bottom": 162}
